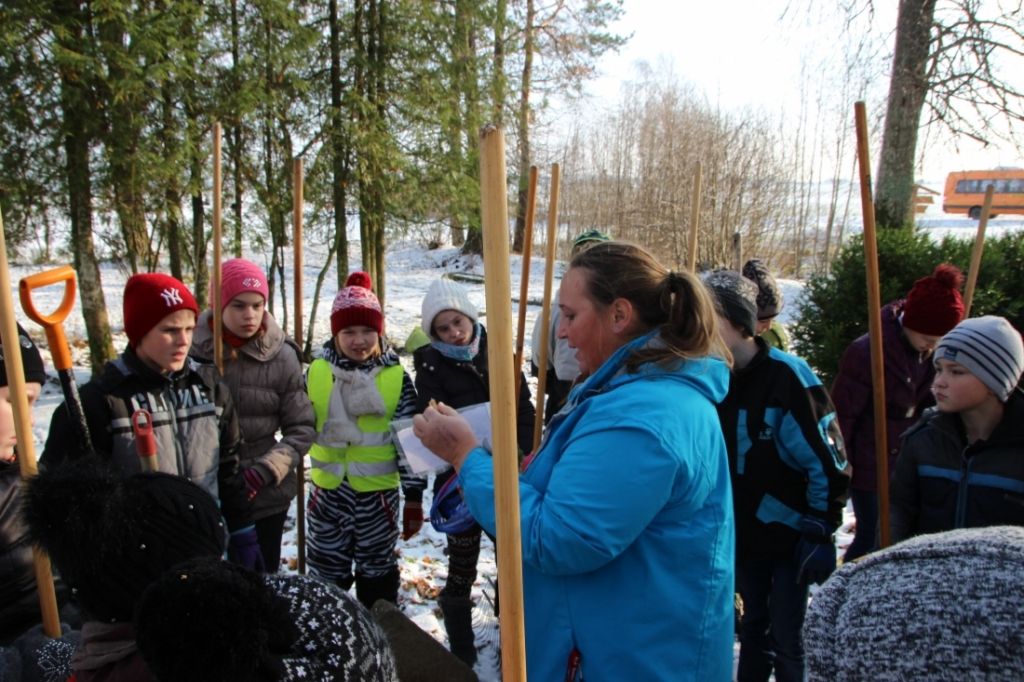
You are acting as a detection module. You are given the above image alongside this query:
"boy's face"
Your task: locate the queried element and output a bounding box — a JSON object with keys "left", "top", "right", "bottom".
{"left": 222, "top": 292, "right": 265, "bottom": 339}
{"left": 0, "top": 382, "right": 42, "bottom": 462}
{"left": 335, "top": 325, "right": 380, "bottom": 363}
{"left": 904, "top": 327, "right": 943, "bottom": 355}
{"left": 135, "top": 309, "right": 196, "bottom": 375}
{"left": 932, "top": 358, "right": 993, "bottom": 413}
{"left": 431, "top": 309, "right": 474, "bottom": 346}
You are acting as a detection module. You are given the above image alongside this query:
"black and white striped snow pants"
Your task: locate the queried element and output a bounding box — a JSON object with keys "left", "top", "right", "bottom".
{"left": 306, "top": 481, "right": 400, "bottom": 584}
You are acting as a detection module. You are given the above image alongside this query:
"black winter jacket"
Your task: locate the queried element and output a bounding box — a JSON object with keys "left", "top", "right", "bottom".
{"left": 413, "top": 326, "right": 536, "bottom": 491}
{"left": 890, "top": 392, "right": 1024, "bottom": 543}
{"left": 41, "top": 347, "right": 252, "bottom": 531}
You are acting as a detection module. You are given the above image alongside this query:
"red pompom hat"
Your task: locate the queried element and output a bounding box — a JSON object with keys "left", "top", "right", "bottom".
{"left": 902, "top": 263, "right": 965, "bottom": 336}
{"left": 123, "top": 273, "right": 199, "bottom": 347}
{"left": 330, "top": 271, "right": 383, "bottom": 336}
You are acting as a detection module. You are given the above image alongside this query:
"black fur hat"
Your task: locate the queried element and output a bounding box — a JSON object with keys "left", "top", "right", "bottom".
{"left": 23, "top": 457, "right": 226, "bottom": 623}
{"left": 135, "top": 558, "right": 399, "bottom": 681}
{"left": 0, "top": 323, "right": 47, "bottom": 387}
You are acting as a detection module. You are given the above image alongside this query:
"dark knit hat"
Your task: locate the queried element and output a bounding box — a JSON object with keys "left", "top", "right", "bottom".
{"left": 804, "top": 526, "right": 1024, "bottom": 681}
{"left": 741, "top": 259, "right": 784, "bottom": 320}
{"left": 901, "top": 263, "right": 964, "bottom": 336}
{"left": 935, "top": 315, "right": 1024, "bottom": 401}
{"left": 136, "top": 558, "right": 399, "bottom": 682}
{"left": 703, "top": 270, "right": 759, "bottom": 337}
{"left": 571, "top": 229, "right": 611, "bottom": 255}
{"left": 420, "top": 278, "right": 478, "bottom": 338}
{"left": 24, "top": 458, "right": 226, "bottom": 623}
{"left": 0, "top": 323, "right": 47, "bottom": 387}
{"left": 331, "top": 271, "right": 384, "bottom": 337}
{"left": 123, "top": 273, "right": 199, "bottom": 347}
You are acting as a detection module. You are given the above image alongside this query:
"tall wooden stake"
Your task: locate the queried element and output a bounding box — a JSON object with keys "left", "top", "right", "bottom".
{"left": 513, "top": 166, "right": 538, "bottom": 408}
{"left": 212, "top": 122, "right": 224, "bottom": 374}
{"left": 533, "top": 164, "right": 560, "bottom": 451}
{"left": 854, "top": 101, "right": 890, "bottom": 549}
{"left": 0, "top": 207, "right": 61, "bottom": 638}
{"left": 687, "top": 162, "right": 702, "bottom": 271}
{"left": 292, "top": 157, "right": 307, "bottom": 574}
{"left": 478, "top": 125, "right": 527, "bottom": 682}
{"left": 293, "top": 158, "right": 304, "bottom": 349}
{"left": 963, "top": 184, "right": 995, "bottom": 318}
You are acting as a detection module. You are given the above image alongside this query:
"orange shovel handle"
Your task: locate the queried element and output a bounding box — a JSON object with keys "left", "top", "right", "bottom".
{"left": 19, "top": 266, "right": 77, "bottom": 371}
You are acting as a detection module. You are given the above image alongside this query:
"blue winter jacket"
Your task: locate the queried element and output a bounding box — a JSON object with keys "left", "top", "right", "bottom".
{"left": 458, "top": 332, "right": 735, "bottom": 681}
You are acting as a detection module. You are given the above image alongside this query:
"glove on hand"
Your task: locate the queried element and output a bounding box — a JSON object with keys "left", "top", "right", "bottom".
{"left": 242, "top": 467, "right": 267, "bottom": 501}
{"left": 402, "top": 500, "right": 423, "bottom": 540}
{"left": 228, "top": 526, "right": 265, "bottom": 572}
{"left": 794, "top": 516, "right": 836, "bottom": 585}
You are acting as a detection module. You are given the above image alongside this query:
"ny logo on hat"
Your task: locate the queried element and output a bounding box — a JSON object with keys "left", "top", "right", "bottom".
{"left": 160, "top": 287, "right": 184, "bottom": 307}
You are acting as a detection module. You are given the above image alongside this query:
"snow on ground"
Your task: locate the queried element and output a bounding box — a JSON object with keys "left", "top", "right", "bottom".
{"left": 9, "top": 214, "right": 1023, "bottom": 679}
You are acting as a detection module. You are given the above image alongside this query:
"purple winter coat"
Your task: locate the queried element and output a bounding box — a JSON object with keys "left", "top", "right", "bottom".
{"left": 830, "top": 301, "right": 935, "bottom": 492}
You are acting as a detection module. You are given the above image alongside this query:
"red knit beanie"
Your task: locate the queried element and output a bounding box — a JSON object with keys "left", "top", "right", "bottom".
{"left": 902, "top": 263, "right": 965, "bottom": 336}
{"left": 218, "top": 258, "right": 269, "bottom": 310}
{"left": 330, "top": 272, "right": 383, "bottom": 336}
{"left": 123, "top": 273, "right": 199, "bottom": 347}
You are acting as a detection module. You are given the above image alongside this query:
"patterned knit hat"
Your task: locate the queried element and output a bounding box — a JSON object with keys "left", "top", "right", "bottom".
{"left": 805, "top": 526, "right": 1024, "bottom": 681}
{"left": 0, "top": 323, "right": 47, "bottom": 387}
{"left": 702, "top": 270, "right": 759, "bottom": 337}
{"left": 935, "top": 315, "right": 1024, "bottom": 401}
{"left": 23, "top": 458, "right": 226, "bottom": 623}
{"left": 741, "top": 259, "right": 784, "bottom": 320}
{"left": 123, "top": 273, "right": 199, "bottom": 347}
{"left": 420, "top": 278, "right": 478, "bottom": 338}
{"left": 219, "top": 258, "right": 269, "bottom": 310}
{"left": 135, "top": 558, "right": 399, "bottom": 681}
{"left": 331, "top": 272, "right": 384, "bottom": 336}
{"left": 902, "top": 263, "right": 965, "bottom": 336}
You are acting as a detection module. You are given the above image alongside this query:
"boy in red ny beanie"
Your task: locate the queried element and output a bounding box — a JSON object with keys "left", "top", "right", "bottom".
{"left": 190, "top": 258, "right": 315, "bottom": 572}
{"left": 831, "top": 263, "right": 964, "bottom": 560}
{"left": 305, "top": 271, "right": 425, "bottom": 610}
{"left": 42, "top": 272, "right": 262, "bottom": 571}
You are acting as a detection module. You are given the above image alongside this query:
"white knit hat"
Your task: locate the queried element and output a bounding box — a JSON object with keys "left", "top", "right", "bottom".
{"left": 420, "top": 278, "right": 478, "bottom": 338}
{"left": 935, "top": 315, "right": 1024, "bottom": 401}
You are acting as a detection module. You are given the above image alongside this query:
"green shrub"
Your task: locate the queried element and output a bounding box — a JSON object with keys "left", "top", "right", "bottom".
{"left": 792, "top": 229, "right": 1024, "bottom": 386}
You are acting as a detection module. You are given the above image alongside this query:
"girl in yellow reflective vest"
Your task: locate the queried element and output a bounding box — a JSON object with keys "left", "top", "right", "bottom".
{"left": 305, "top": 271, "right": 425, "bottom": 609}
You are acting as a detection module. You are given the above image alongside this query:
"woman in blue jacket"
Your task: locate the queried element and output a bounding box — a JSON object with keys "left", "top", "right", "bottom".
{"left": 414, "top": 241, "right": 736, "bottom": 681}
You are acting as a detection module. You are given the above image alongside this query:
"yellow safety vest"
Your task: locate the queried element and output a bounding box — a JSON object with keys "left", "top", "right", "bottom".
{"left": 307, "top": 360, "right": 404, "bottom": 491}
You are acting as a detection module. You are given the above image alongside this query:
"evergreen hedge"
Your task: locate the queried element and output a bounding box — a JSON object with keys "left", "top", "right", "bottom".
{"left": 791, "top": 229, "right": 1024, "bottom": 386}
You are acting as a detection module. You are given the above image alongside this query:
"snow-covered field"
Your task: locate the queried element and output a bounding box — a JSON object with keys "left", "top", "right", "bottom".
{"left": 9, "top": 211, "right": 1024, "bottom": 679}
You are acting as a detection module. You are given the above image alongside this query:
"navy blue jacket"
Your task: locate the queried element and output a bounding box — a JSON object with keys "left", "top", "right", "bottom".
{"left": 890, "top": 392, "right": 1024, "bottom": 542}
{"left": 718, "top": 338, "right": 850, "bottom": 559}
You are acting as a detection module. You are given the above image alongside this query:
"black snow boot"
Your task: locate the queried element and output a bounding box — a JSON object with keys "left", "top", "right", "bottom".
{"left": 439, "top": 594, "right": 477, "bottom": 668}
{"left": 355, "top": 566, "right": 400, "bottom": 610}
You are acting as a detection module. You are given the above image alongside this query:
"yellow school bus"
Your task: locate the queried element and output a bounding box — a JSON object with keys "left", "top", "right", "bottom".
{"left": 943, "top": 169, "right": 1024, "bottom": 219}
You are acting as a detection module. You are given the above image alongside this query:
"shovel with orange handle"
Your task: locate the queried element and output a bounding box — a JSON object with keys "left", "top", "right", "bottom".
{"left": 20, "top": 265, "right": 95, "bottom": 457}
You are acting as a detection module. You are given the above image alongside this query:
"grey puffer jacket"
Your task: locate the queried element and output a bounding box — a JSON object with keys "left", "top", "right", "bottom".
{"left": 192, "top": 310, "right": 316, "bottom": 520}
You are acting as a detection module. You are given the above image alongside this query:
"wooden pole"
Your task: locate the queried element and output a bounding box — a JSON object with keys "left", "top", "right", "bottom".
{"left": 687, "top": 162, "right": 702, "bottom": 272}
{"left": 513, "top": 166, "right": 539, "bottom": 408}
{"left": 533, "top": 164, "right": 560, "bottom": 451}
{"left": 963, "top": 184, "right": 995, "bottom": 318}
{"left": 292, "top": 157, "right": 307, "bottom": 574}
{"left": 293, "top": 158, "right": 304, "bottom": 349}
{"left": 212, "top": 122, "right": 224, "bottom": 374}
{"left": 854, "top": 101, "right": 890, "bottom": 549}
{"left": 478, "top": 125, "right": 527, "bottom": 682}
{"left": 0, "top": 207, "right": 61, "bottom": 638}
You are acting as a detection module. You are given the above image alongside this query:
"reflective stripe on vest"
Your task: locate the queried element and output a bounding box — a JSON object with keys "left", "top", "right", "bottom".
{"left": 307, "top": 359, "right": 404, "bottom": 491}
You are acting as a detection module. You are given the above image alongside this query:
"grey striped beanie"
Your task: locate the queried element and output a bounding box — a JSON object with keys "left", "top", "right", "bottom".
{"left": 935, "top": 315, "right": 1023, "bottom": 401}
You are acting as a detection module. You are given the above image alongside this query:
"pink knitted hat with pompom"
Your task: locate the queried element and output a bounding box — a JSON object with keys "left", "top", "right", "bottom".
{"left": 330, "top": 272, "right": 383, "bottom": 336}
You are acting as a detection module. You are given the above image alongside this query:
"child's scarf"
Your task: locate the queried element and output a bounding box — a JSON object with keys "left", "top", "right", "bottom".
{"left": 430, "top": 322, "right": 482, "bottom": 363}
